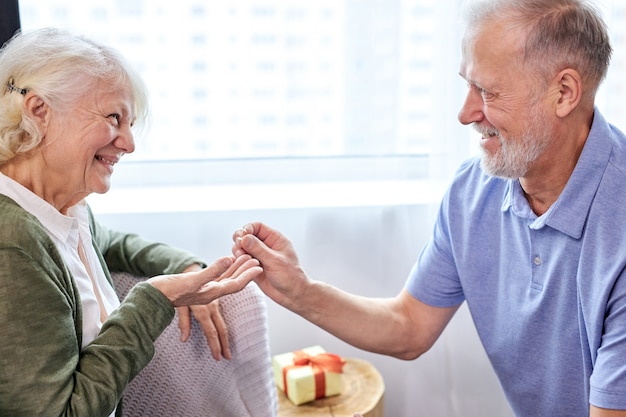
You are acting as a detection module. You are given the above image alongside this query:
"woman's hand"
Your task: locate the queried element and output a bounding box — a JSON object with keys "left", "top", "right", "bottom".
{"left": 176, "top": 302, "right": 230, "bottom": 360}
{"left": 148, "top": 254, "right": 261, "bottom": 308}
{"left": 175, "top": 263, "right": 231, "bottom": 360}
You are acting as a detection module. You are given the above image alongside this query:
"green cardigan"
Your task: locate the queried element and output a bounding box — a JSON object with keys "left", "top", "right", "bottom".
{"left": 0, "top": 194, "right": 205, "bottom": 417}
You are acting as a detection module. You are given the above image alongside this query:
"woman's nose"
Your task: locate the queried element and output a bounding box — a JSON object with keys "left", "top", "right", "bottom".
{"left": 116, "top": 127, "right": 135, "bottom": 154}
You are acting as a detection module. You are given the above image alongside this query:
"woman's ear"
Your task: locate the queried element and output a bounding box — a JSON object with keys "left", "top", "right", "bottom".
{"left": 554, "top": 69, "right": 583, "bottom": 118}
{"left": 23, "top": 92, "right": 51, "bottom": 131}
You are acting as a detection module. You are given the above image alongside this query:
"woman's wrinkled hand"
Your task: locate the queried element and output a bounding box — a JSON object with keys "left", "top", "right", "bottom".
{"left": 175, "top": 263, "right": 232, "bottom": 361}
{"left": 176, "top": 301, "right": 231, "bottom": 360}
{"left": 148, "top": 254, "right": 262, "bottom": 308}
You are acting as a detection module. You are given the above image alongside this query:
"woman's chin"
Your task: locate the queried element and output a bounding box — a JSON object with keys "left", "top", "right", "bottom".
{"left": 90, "top": 181, "right": 112, "bottom": 195}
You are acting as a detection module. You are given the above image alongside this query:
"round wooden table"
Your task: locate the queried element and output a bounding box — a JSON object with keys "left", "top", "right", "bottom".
{"left": 277, "top": 358, "right": 384, "bottom": 417}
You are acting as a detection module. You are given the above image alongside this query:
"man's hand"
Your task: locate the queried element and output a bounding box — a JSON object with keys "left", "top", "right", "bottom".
{"left": 232, "top": 222, "right": 308, "bottom": 309}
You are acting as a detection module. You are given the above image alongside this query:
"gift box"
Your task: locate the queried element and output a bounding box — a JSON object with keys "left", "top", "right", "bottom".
{"left": 272, "top": 345, "right": 346, "bottom": 405}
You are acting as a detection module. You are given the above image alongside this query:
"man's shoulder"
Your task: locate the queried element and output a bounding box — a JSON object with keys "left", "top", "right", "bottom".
{"left": 596, "top": 125, "right": 626, "bottom": 200}
{"left": 607, "top": 130, "right": 626, "bottom": 180}
{"left": 449, "top": 156, "right": 509, "bottom": 196}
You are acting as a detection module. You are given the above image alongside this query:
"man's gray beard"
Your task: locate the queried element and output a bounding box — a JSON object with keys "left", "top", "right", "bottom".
{"left": 480, "top": 137, "right": 548, "bottom": 179}
{"left": 479, "top": 113, "right": 551, "bottom": 179}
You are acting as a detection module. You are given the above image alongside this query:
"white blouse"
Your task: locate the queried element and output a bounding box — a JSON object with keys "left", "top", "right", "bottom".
{"left": 0, "top": 173, "right": 121, "bottom": 347}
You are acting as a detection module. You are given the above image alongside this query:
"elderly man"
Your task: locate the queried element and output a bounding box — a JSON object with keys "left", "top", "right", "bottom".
{"left": 233, "top": 1, "right": 626, "bottom": 416}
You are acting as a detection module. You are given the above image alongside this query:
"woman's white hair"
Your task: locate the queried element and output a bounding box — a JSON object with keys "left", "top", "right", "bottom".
{"left": 0, "top": 27, "right": 149, "bottom": 165}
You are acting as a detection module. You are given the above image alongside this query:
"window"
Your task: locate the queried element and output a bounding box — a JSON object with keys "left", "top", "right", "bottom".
{"left": 17, "top": 0, "right": 626, "bottom": 211}
{"left": 19, "top": 0, "right": 468, "bottom": 165}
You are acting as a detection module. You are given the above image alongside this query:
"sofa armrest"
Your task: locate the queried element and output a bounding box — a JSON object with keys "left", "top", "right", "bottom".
{"left": 112, "top": 272, "right": 277, "bottom": 417}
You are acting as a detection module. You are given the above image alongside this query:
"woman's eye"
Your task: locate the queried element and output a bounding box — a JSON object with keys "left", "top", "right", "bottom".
{"left": 108, "top": 114, "right": 121, "bottom": 125}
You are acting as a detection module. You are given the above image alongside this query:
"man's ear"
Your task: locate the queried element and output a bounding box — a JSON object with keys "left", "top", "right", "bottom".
{"left": 23, "top": 92, "right": 51, "bottom": 131}
{"left": 554, "top": 69, "right": 582, "bottom": 118}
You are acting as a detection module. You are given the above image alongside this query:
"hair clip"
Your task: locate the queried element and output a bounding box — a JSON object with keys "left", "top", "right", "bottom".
{"left": 6, "top": 78, "right": 28, "bottom": 95}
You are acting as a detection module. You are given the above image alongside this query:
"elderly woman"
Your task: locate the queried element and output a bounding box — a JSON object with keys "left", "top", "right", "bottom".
{"left": 0, "top": 28, "right": 262, "bottom": 417}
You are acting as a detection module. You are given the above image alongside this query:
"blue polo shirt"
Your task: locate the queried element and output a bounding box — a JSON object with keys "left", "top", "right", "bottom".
{"left": 406, "top": 109, "right": 626, "bottom": 416}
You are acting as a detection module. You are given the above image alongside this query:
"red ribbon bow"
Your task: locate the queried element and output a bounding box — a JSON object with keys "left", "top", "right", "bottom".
{"left": 282, "top": 350, "right": 346, "bottom": 401}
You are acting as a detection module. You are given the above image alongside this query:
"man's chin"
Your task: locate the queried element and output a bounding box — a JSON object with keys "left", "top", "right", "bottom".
{"left": 479, "top": 155, "right": 520, "bottom": 179}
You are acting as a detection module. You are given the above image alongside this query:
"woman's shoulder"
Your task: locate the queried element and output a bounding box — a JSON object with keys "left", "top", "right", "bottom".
{"left": 0, "top": 194, "right": 52, "bottom": 248}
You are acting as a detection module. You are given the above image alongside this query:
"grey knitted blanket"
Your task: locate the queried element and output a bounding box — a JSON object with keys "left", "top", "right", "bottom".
{"left": 112, "top": 272, "right": 277, "bottom": 417}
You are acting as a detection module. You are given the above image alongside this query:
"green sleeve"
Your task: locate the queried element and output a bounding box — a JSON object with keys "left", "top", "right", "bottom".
{"left": 0, "top": 198, "right": 177, "bottom": 416}
{"left": 0, "top": 246, "right": 174, "bottom": 417}
{"left": 89, "top": 208, "right": 206, "bottom": 277}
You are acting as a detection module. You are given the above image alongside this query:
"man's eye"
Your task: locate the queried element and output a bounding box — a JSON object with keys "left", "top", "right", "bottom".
{"left": 479, "top": 88, "right": 494, "bottom": 101}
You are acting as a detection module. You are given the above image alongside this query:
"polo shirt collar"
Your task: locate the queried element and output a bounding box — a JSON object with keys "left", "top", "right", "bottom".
{"left": 501, "top": 108, "right": 613, "bottom": 239}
